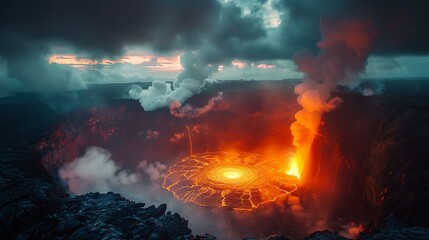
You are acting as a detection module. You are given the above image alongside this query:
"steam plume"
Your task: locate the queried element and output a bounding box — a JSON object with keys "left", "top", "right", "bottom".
{"left": 59, "top": 147, "right": 166, "bottom": 196}
{"left": 169, "top": 92, "right": 228, "bottom": 118}
{"left": 129, "top": 52, "right": 218, "bottom": 111}
{"left": 290, "top": 18, "right": 377, "bottom": 175}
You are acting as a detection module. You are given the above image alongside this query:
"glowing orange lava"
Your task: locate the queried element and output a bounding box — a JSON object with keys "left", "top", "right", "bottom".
{"left": 163, "top": 152, "right": 299, "bottom": 210}
{"left": 286, "top": 155, "right": 301, "bottom": 179}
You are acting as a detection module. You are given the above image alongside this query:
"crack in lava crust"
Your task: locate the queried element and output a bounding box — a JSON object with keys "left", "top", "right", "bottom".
{"left": 163, "top": 152, "right": 299, "bottom": 210}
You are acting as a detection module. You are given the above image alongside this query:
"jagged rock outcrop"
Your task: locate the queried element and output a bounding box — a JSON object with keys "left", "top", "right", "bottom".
{"left": 302, "top": 214, "right": 429, "bottom": 239}
{"left": 308, "top": 92, "right": 429, "bottom": 229}
{"left": 0, "top": 147, "right": 200, "bottom": 240}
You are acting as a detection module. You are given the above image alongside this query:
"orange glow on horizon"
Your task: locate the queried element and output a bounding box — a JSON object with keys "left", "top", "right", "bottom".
{"left": 232, "top": 60, "right": 246, "bottom": 69}
{"left": 48, "top": 54, "right": 182, "bottom": 72}
{"left": 48, "top": 55, "right": 98, "bottom": 66}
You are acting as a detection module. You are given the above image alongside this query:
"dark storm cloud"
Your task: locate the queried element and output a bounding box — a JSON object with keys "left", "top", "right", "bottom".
{"left": 0, "top": 0, "right": 222, "bottom": 57}
{"left": 0, "top": 0, "right": 269, "bottom": 60}
{"left": 0, "top": 35, "right": 85, "bottom": 92}
{"left": 1, "top": 0, "right": 429, "bottom": 94}
{"left": 189, "top": 0, "right": 429, "bottom": 67}
{"left": 174, "top": 0, "right": 429, "bottom": 63}
{"left": 274, "top": 0, "right": 429, "bottom": 57}
{"left": 350, "top": 0, "right": 429, "bottom": 55}
{"left": 192, "top": 2, "right": 267, "bottom": 64}
{"left": 1, "top": 0, "right": 428, "bottom": 61}
{"left": 0, "top": 0, "right": 268, "bottom": 92}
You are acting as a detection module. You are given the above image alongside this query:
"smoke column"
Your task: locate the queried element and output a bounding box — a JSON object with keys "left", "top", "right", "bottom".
{"left": 290, "top": 18, "right": 377, "bottom": 177}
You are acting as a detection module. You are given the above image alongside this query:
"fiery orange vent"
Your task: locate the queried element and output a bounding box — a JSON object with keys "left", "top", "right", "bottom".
{"left": 163, "top": 152, "right": 299, "bottom": 210}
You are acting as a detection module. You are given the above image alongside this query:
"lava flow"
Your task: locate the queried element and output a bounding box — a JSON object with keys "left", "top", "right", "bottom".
{"left": 163, "top": 152, "right": 299, "bottom": 210}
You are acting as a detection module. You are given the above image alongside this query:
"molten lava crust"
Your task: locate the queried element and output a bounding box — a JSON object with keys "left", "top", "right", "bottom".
{"left": 163, "top": 152, "right": 299, "bottom": 210}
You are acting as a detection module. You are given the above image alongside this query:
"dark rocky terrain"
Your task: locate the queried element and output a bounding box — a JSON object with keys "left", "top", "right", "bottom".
{"left": 2, "top": 146, "right": 429, "bottom": 239}
{"left": 1, "top": 147, "right": 429, "bottom": 239}
{"left": 0, "top": 147, "right": 203, "bottom": 239}
{"left": 308, "top": 85, "right": 429, "bottom": 229}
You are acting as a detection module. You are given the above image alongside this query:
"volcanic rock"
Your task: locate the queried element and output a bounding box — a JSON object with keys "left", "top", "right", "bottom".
{"left": 0, "top": 147, "right": 192, "bottom": 240}
{"left": 2, "top": 141, "right": 429, "bottom": 240}
{"left": 303, "top": 231, "right": 349, "bottom": 240}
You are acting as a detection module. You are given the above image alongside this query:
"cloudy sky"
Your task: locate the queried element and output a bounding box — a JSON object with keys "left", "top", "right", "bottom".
{"left": 1, "top": 0, "right": 429, "bottom": 96}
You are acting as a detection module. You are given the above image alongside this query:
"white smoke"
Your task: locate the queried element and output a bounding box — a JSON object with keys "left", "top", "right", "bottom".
{"left": 129, "top": 51, "right": 218, "bottom": 111}
{"left": 359, "top": 80, "right": 385, "bottom": 96}
{"left": 59, "top": 147, "right": 167, "bottom": 197}
{"left": 137, "top": 160, "right": 167, "bottom": 182}
{"left": 169, "top": 92, "right": 228, "bottom": 118}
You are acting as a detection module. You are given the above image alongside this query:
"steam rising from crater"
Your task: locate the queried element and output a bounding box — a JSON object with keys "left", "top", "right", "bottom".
{"left": 59, "top": 147, "right": 167, "bottom": 197}
{"left": 290, "top": 18, "right": 377, "bottom": 177}
{"left": 129, "top": 52, "right": 218, "bottom": 112}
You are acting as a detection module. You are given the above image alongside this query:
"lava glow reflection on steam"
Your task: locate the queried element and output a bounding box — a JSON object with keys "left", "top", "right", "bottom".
{"left": 163, "top": 152, "right": 299, "bottom": 210}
